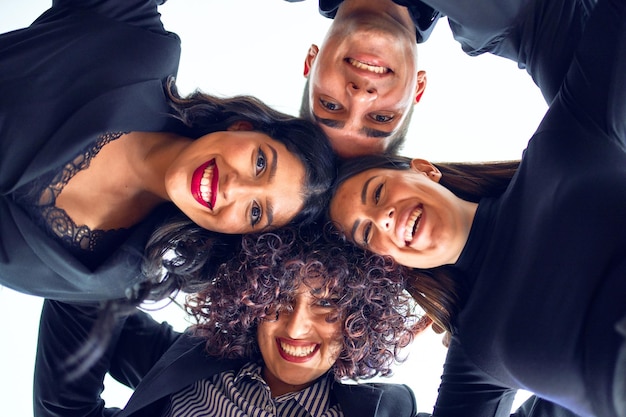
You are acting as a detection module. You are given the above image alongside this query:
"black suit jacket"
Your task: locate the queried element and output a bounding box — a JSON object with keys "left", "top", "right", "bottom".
{"left": 0, "top": 0, "right": 184, "bottom": 301}
{"left": 34, "top": 300, "right": 421, "bottom": 417}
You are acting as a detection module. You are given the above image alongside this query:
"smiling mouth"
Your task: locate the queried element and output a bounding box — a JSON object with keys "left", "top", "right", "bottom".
{"left": 277, "top": 339, "right": 319, "bottom": 362}
{"left": 404, "top": 204, "right": 423, "bottom": 245}
{"left": 191, "top": 159, "right": 218, "bottom": 210}
{"left": 346, "top": 58, "right": 391, "bottom": 74}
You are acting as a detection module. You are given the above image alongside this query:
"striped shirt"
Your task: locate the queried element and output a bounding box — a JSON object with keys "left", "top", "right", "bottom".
{"left": 164, "top": 362, "right": 343, "bottom": 417}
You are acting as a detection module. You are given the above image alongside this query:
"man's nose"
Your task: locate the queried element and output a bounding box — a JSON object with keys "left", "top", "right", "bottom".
{"left": 346, "top": 81, "right": 377, "bottom": 101}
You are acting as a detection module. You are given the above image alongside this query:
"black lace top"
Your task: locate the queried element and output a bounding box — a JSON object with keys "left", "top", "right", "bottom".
{"left": 13, "top": 132, "right": 132, "bottom": 270}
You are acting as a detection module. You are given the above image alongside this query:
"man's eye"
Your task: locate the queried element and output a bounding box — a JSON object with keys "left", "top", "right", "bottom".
{"left": 251, "top": 203, "right": 262, "bottom": 226}
{"left": 320, "top": 98, "right": 342, "bottom": 111}
{"left": 255, "top": 148, "right": 266, "bottom": 174}
{"left": 371, "top": 114, "right": 394, "bottom": 123}
{"left": 374, "top": 183, "right": 383, "bottom": 204}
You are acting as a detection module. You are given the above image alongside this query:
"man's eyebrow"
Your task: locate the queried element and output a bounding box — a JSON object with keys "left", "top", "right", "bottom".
{"left": 313, "top": 114, "right": 345, "bottom": 129}
{"left": 313, "top": 114, "right": 392, "bottom": 138}
{"left": 360, "top": 127, "right": 392, "bottom": 139}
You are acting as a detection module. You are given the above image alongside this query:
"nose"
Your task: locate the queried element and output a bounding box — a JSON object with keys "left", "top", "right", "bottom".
{"left": 221, "top": 171, "right": 257, "bottom": 202}
{"left": 346, "top": 81, "right": 377, "bottom": 101}
{"left": 374, "top": 206, "right": 395, "bottom": 231}
{"left": 283, "top": 303, "right": 312, "bottom": 339}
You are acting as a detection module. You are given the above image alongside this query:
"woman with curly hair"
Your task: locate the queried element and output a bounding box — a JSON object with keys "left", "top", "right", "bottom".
{"left": 33, "top": 224, "right": 426, "bottom": 417}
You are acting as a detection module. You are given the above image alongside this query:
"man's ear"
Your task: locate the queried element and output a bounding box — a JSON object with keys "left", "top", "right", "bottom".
{"left": 414, "top": 70, "right": 427, "bottom": 103}
{"left": 410, "top": 158, "right": 441, "bottom": 182}
{"left": 303, "top": 44, "right": 319, "bottom": 78}
{"left": 227, "top": 121, "right": 254, "bottom": 131}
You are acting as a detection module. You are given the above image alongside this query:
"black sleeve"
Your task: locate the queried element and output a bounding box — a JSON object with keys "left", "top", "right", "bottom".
{"left": 33, "top": 300, "right": 180, "bottom": 417}
{"left": 431, "top": 336, "right": 516, "bottom": 417}
{"left": 512, "top": 396, "right": 583, "bottom": 417}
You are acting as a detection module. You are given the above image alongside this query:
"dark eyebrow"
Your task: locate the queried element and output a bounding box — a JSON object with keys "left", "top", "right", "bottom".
{"left": 265, "top": 200, "right": 274, "bottom": 229}
{"left": 264, "top": 145, "right": 278, "bottom": 228}
{"left": 313, "top": 114, "right": 345, "bottom": 129}
{"left": 313, "top": 114, "right": 392, "bottom": 138}
{"left": 350, "top": 218, "right": 361, "bottom": 242}
{"left": 361, "top": 176, "right": 376, "bottom": 204}
{"left": 268, "top": 144, "right": 278, "bottom": 181}
{"left": 351, "top": 176, "right": 376, "bottom": 241}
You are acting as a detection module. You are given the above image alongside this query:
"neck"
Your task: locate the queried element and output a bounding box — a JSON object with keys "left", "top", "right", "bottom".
{"left": 123, "top": 131, "right": 191, "bottom": 200}
{"left": 334, "top": 0, "right": 416, "bottom": 38}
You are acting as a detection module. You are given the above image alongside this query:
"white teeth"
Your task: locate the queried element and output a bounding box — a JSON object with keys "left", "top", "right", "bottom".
{"left": 200, "top": 165, "right": 214, "bottom": 206}
{"left": 404, "top": 206, "right": 423, "bottom": 243}
{"left": 347, "top": 58, "right": 389, "bottom": 74}
{"left": 280, "top": 341, "right": 316, "bottom": 357}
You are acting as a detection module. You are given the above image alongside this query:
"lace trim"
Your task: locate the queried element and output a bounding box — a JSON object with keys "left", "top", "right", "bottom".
{"left": 17, "top": 132, "right": 128, "bottom": 253}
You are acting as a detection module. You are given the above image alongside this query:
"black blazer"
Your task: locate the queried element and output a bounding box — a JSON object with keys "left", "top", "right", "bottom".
{"left": 34, "top": 300, "right": 421, "bottom": 417}
{"left": 0, "top": 0, "right": 184, "bottom": 302}
{"left": 118, "top": 335, "right": 420, "bottom": 417}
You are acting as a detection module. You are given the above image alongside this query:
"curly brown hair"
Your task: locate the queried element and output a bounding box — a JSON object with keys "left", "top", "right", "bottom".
{"left": 186, "top": 223, "right": 430, "bottom": 381}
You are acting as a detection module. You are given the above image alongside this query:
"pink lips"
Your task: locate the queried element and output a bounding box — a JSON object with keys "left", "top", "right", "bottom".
{"left": 191, "top": 159, "right": 218, "bottom": 209}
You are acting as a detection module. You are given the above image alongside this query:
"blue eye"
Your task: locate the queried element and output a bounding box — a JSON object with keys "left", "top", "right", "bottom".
{"left": 251, "top": 202, "right": 262, "bottom": 226}
{"left": 320, "top": 98, "right": 342, "bottom": 111}
{"left": 256, "top": 148, "right": 266, "bottom": 174}
{"left": 371, "top": 114, "right": 394, "bottom": 123}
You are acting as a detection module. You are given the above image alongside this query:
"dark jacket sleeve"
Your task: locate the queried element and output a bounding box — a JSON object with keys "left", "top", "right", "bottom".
{"left": 33, "top": 300, "right": 180, "bottom": 417}
{"left": 431, "top": 336, "right": 516, "bottom": 417}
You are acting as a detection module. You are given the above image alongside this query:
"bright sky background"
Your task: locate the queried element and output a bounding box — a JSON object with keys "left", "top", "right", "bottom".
{"left": 0, "top": 1, "right": 547, "bottom": 415}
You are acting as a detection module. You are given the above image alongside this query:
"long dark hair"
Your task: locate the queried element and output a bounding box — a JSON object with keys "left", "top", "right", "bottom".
{"left": 187, "top": 223, "right": 429, "bottom": 380}
{"left": 330, "top": 154, "right": 519, "bottom": 332}
{"left": 73, "top": 80, "right": 338, "bottom": 374}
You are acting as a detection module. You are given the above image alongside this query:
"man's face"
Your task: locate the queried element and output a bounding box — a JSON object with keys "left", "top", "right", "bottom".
{"left": 257, "top": 285, "right": 343, "bottom": 397}
{"left": 305, "top": 11, "right": 425, "bottom": 158}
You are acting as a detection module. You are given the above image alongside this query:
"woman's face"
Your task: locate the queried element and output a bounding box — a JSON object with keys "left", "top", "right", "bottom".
{"left": 165, "top": 129, "right": 306, "bottom": 234}
{"left": 329, "top": 161, "right": 472, "bottom": 269}
{"left": 257, "top": 284, "right": 342, "bottom": 396}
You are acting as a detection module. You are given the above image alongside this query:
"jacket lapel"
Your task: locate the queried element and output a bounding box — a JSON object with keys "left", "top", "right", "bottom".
{"left": 120, "top": 333, "right": 245, "bottom": 416}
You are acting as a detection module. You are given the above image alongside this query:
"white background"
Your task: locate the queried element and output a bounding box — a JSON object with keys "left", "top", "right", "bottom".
{"left": 0, "top": 1, "right": 545, "bottom": 415}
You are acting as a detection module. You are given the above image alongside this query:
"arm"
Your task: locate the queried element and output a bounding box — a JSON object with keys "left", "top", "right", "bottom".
{"left": 431, "top": 336, "right": 516, "bottom": 417}
{"left": 554, "top": 0, "right": 626, "bottom": 146}
{"left": 33, "top": 300, "right": 180, "bottom": 417}
{"left": 421, "top": 0, "right": 596, "bottom": 104}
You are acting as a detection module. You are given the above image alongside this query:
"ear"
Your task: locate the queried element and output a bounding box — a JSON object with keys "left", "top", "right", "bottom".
{"left": 414, "top": 70, "right": 427, "bottom": 103}
{"left": 303, "top": 44, "right": 319, "bottom": 78}
{"left": 227, "top": 121, "right": 254, "bottom": 131}
{"left": 410, "top": 158, "right": 441, "bottom": 182}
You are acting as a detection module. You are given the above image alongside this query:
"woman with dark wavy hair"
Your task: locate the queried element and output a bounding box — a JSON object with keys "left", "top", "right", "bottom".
{"left": 328, "top": 1, "right": 625, "bottom": 416}
{"left": 33, "top": 224, "right": 430, "bottom": 417}
{"left": 0, "top": 0, "right": 336, "bottom": 309}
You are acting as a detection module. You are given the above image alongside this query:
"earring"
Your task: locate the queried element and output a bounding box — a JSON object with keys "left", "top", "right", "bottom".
{"left": 303, "top": 63, "right": 310, "bottom": 77}
{"left": 415, "top": 91, "right": 424, "bottom": 103}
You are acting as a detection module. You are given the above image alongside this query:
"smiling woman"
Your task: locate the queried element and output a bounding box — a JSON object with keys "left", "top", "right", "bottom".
{"left": 0, "top": 0, "right": 336, "bottom": 308}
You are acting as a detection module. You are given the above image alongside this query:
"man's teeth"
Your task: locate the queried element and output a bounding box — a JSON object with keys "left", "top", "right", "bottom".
{"left": 199, "top": 165, "right": 213, "bottom": 206}
{"left": 347, "top": 58, "right": 389, "bottom": 74}
{"left": 404, "top": 206, "right": 423, "bottom": 243}
{"left": 280, "top": 341, "right": 316, "bottom": 357}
